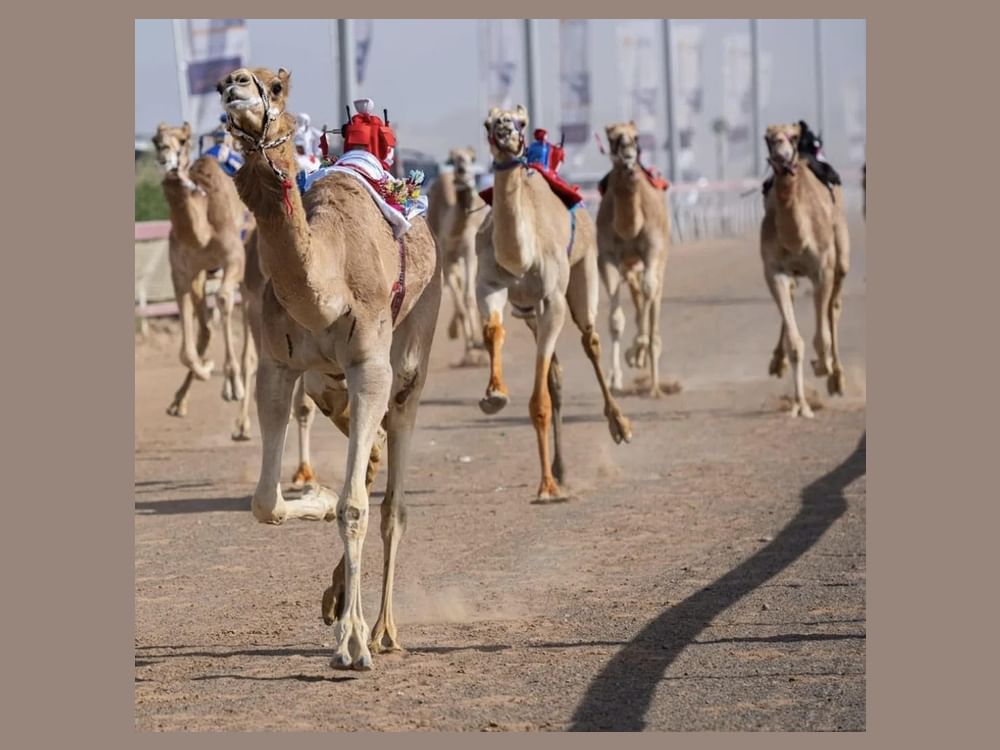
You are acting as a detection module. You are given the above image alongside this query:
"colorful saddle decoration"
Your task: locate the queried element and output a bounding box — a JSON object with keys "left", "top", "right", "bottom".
{"left": 597, "top": 164, "right": 670, "bottom": 197}
{"left": 202, "top": 114, "right": 245, "bottom": 177}
{"left": 479, "top": 128, "right": 584, "bottom": 210}
{"left": 297, "top": 99, "right": 427, "bottom": 241}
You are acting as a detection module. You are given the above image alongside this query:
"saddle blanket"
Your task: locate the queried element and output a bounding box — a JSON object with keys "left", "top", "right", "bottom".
{"left": 299, "top": 150, "right": 428, "bottom": 240}
{"left": 479, "top": 162, "right": 584, "bottom": 210}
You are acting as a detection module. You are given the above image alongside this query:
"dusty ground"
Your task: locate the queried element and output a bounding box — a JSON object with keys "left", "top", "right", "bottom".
{"left": 135, "top": 221, "right": 866, "bottom": 731}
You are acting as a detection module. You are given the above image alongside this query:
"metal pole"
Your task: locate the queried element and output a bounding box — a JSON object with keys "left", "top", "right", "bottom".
{"left": 814, "top": 19, "right": 825, "bottom": 136}
{"left": 750, "top": 19, "right": 762, "bottom": 174}
{"left": 661, "top": 20, "right": 678, "bottom": 182}
{"left": 337, "top": 19, "right": 357, "bottom": 118}
{"left": 171, "top": 20, "right": 190, "bottom": 125}
{"left": 524, "top": 19, "right": 542, "bottom": 124}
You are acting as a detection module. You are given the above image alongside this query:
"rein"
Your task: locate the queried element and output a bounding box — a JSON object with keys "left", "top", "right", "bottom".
{"left": 226, "top": 74, "right": 294, "bottom": 213}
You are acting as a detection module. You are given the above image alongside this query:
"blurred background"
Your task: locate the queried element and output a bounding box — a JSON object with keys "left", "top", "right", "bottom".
{"left": 135, "top": 19, "right": 865, "bottom": 185}
{"left": 134, "top": 19, "right": 865, "bottom": 315}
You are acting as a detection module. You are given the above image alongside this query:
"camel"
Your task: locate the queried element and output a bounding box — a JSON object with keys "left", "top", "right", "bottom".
{"left": 153, "top": 122, "right": 255, "bottom": 439}
{"left": 219, "top": 67, "right": 441, "bottom": 669}
{"left": 760, "top": 123, "right": 850, "bottom": 418}
{"left": 476, "top": 105, "right": 632, "bottom": 502}
{"left": 595, "top": 121, "right": 672, "bottom": 397}
{"left": 427, "top": 147, "right": 489, "bottom": 366}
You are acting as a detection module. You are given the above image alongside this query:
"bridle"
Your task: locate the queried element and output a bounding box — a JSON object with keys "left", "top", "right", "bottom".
{"left": 765, "top": 133, "right": 800, "bottom": 176}
{"left": 489, "top": 119, "right": 527, "bottom": 171}
{"left": 225, "top": 73, "right": 292, "bottom": 182}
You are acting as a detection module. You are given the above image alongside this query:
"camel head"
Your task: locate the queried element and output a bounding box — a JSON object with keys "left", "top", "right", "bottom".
{"left": 152, "top": 122, "right": 192, "bottom": 173}
{"left": 606, "top": 121, "right": 641, "bottom": 173}
{"left": 218, "top": 67, "right": 294, "bottom": 144}
{"left": 484, "top": 105, "right": 528, "bottom": 163}
{"left": 446, "top": 147, "right": 477, "bottom": 191}
{"left": 765, "top": 123, "right": 802, "bottom": 176}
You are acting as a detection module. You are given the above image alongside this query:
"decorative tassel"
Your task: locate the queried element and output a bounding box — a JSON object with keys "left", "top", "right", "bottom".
{"left": 282, "top": 179, "right": 294, "bottom": 217}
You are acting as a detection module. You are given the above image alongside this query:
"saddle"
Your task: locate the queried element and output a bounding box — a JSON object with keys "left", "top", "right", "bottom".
{"left": 479, "top": 128, "right": 584, "bottom": 209}
{"left": 597, "top": 164, "right": 670, "bottom": 197}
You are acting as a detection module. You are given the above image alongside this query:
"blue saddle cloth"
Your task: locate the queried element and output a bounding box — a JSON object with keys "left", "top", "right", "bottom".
{"left": 203, "top": 144, "right": 244, "bottom": 177}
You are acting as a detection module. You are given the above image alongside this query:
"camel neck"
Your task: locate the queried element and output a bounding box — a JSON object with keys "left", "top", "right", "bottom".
{"left": 771, "top": 170, "right": 813, "bottom": 247}
{"left": 490, "top": 166, "right": 536, "bottom": 276}
{"left": 163, "top": 174, "right": 211, "bottom": 248}
{"left": 610, "top": 167, "right": 645, "bottom": 240}
{"left": 235, "top": 138, "right": 349, "bottom": 333}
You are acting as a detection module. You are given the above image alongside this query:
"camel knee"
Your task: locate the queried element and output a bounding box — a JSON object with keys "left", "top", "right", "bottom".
{"left": 610, "top": 307, "right": 625, "bottom": 337}
{"left": 582, "top": 329, "right": 602, "bottom": 358}
{"left": 336, "top": 498, "right": 369, "bottom": 541}
{"left": 785, "top": 332, "right": 805, "bottom": 362}
{"left": 251, "top": 492, "right": 286, "bottom": 525}
{"left": 529, "top": 390, "right": 552, "bottom": 430}
{"left": 380, "top": 496, "right": 408, "bottom": 541}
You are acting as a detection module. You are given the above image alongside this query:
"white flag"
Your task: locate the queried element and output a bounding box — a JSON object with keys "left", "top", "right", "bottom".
{"left": 355, "top": 19, "right": 374, "bottom": 85}
{"left": 616, "top": 20, "right": 659, "bottom": 157}
{"left": 672, "top": 24, "right": 703, "bottom": 180}
{"left": 559, "top": 20, "right": 591, "bottom": 145}
{"left": 173, "top": 19, "right": 250, "bottom": 136}
{"left": 479, "top": 20, "right": 520, "bottom": 110}
{"left": 722, "top": 33, "right": 752, "bottom": 147}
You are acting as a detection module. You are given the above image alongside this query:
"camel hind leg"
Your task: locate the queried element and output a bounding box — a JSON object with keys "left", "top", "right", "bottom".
{"left": 524, "top": 316, "right": 566, "bottom": 486}
{"left": 828, "top": 216, "right": 851, "bottom": 395}
{"left": 232, "top": 285, "right": 257, "bottom": 440}
{"left": 369, "top": 265, "right": 441, "bottom": 653}
{"left": 290, "top": 376, "right": 317, "bottom": 487}
{"left": 567, "top": 249, "right": 632, "bottom": 444}
{"left": 168, "top": 269, "right": 212, "bottom": 416}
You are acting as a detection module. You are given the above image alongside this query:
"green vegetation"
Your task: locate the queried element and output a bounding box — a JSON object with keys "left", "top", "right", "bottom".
{"left": 135, "top": 154, "right": 169, "bottom": 221}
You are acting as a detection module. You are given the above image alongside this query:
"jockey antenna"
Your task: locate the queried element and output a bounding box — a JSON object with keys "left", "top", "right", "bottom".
{"left": 384, "top": 109, "right": 389, "bottom": 125}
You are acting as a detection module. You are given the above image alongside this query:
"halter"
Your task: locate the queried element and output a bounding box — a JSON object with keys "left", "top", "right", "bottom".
{"left": 488, "top": 119, "right": 527, "bottom": 171}
{"left": 492, "top": 155, "right": 526, "bottom": 171}
{"left": 226, "top": 74, "right": 292, "bottom": 182}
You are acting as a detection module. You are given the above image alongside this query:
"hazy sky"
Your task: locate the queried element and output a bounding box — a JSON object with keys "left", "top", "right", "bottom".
{"left": 135, "top": 19, "right": 865, "bottom": 179}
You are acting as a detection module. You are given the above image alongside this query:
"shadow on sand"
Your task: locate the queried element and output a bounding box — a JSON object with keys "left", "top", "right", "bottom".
{"left": 569, "top": 432, "right": 866, "bottom": 730}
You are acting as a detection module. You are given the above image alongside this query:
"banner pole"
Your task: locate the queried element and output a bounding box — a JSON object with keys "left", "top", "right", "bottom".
{"left": 171, "top": 19, "right": 190, "bottom": 125}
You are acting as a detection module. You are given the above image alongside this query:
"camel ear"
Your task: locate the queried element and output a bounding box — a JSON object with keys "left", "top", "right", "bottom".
{"left": 514, "top": 104, "right": 528, "bottom": 129}
{"left": 182, "top": 122, "right": 192, "bottom": 137}
{"left": 468, "top": 148, "right": 477, "bottom": 162}
{"left": 278, "top": 67, "right": 291, "bottom": 81}
{"left": 484, "top": 107, "right": 501, "bottom": 132}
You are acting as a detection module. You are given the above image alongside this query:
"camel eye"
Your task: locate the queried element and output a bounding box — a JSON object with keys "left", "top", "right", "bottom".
{"left": 271, "top": 82, "right": 283, "bottom": 96}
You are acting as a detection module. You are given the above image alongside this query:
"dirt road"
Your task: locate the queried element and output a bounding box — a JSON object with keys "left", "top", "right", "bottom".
{"left": 135, "top": 221, "right": 866, "bottom": 731}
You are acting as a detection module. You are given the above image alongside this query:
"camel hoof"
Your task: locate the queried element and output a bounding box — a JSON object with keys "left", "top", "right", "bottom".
{"left": 166, "top": 402, "right": 187, "bottom": 418}
{"left": 330, "top": 652, "right": 354, "bottom": 669}
{"left": 291, "top": 462, "right": 316, "bottom": 488}
{"left": 534, "top": 479, "right": 570, "bottom": 503}
{"left": 828, "top": 370, "right": 845, "bottom": 396}
{"left": 353, "top": 653, "right": 373, "bottom": 671}
{"left": 231, "top": 424, "right": 252, "bottom": 442}
{"left": 811, "top": 358, "right": 832, "bottom": 377}
{"left": 321, "top": 585, "right": 339, "bottom": 626}
{"left": 607, "top": 412, "right": 633, "bottom": 444}
{"left": 790, "top": 402, "right": 815, "bottom": 419}
{"left": 479, "top": 391, "right": 509, "bottom": 415}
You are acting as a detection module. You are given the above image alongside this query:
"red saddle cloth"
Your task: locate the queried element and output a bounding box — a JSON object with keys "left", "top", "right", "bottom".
{"left": 597, "top": 165, "right": 670, "bottom": 197}
{"left": 479, "top": 163, "right": 584, "bottom": 209}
